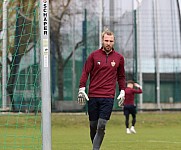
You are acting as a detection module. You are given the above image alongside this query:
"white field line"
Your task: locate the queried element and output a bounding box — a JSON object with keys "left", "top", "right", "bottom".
{"left": 109, "top": 140, "right": 181, "bottom": 144}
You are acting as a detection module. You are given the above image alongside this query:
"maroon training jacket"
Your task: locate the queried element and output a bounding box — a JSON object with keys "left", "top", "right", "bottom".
{"left": 79, "top": 48, "right": 125, "bottom": 98}
{"left": 124, "top": 87, "right": 143, "bottom": 105}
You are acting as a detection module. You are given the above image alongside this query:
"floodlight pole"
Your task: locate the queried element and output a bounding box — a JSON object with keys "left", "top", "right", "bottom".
{"left": 40, "top": 0, "right": 52, "bottom": 150}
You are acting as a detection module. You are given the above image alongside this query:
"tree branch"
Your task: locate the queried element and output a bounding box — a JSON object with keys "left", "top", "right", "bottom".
{"left": 63, "top": 40, "right": 83, "bottom": 68}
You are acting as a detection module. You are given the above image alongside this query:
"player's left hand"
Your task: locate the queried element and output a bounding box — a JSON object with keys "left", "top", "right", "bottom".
{"left": 117, "top": 90, "right": 125, "bottom": 107}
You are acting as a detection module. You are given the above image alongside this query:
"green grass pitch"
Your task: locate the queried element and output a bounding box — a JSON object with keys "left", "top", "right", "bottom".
{"left": 0, "top": 111, "right": 181, "bottom": 150}
{"left": 52, "top": 112, "right": 181, "bottom": 150}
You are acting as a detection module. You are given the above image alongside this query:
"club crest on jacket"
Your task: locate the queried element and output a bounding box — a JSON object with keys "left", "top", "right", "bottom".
{"left": 97, "top": 61, "right": 101, "bottom": 65}
{"left": 111, "top": 60, "right": 116, "bottom": 67}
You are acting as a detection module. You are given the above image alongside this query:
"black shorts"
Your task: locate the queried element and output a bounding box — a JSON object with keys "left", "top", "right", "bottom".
{"left": 123, "top": 105, "right": 136, "bottom": 116}
{"left": 88, "top": 98, "right": 114, "bottom": 121}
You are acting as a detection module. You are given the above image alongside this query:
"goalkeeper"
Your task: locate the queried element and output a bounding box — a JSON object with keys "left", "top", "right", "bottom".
{"left": 119, "top": 80, "right": 142, "bottom": 134}
{"left": 78, "top": 29, "right": 125, "bottom": 150}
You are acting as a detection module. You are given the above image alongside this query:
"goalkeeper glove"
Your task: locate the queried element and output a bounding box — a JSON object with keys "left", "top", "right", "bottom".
{"left": 77, "top": 87, "right": 89, "bottom": 105}
{"left": 117, "top": 90, "right": 125, "bottom": 107}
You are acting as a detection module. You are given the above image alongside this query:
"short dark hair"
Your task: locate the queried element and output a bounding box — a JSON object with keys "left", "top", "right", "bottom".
{"left": 126, "top": 80, "right": 135, "bottom": 84}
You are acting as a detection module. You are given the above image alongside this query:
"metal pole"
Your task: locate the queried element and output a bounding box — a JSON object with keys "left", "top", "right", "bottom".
{"left": 155, "top": 0, "right": 161, "bottom": 111}
{"left": 136, "top": 0, "right": 143, "bottom": 111}
{"left": 133, "top": 10, "right": 137, "bottom": 81}
{"left": 99, "top": 0, "right": 103, "bottom": 48}
{"left": 72, "top": 12, "right": 75, "bottom": 101}
{"left": 172, "top": 0, "right": 180, "bottom": 102}
{"left": 40, "top": 0, "right": 51, "bottom": 150}
{"left": 109, "top": 0, "right": 114, "bottom": 32}
{"left": 2, "top": 0, "right": 8, "bottom": 110}
{"left": 153, "top": 0, "right": 161, "bottom": 110}
{"left": 33, "top": 8, "right": 38, "bottom": 114}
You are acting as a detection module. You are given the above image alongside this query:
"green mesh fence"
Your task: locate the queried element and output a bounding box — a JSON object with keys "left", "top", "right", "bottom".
{"left": 57, "top": 0, "right": 181, "bottom": 111}
{"left": 0, "top": 0, "right": 41, "bottom": 149}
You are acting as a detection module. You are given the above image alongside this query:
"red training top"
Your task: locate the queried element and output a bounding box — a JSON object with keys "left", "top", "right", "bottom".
{"left": 124, "top": 87, "right": 142, "bottom": 105}
{"left": 79, "top": 48, "right": 125, "bottom": 98}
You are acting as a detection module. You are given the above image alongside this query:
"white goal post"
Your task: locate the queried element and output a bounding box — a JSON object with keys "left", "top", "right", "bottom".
{"left": 40, "top": 0, "right": 52, "bottom": 150}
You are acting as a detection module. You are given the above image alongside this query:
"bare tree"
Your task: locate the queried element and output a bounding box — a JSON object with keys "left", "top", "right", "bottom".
{"left": 50, "top": 0, "right": 72, "bottom": 100}
{"left": 49, "top": 0, "right": 99, "bottom": 100}
{"left": 0, "top": 0, "right": 38, "bottom": 110}
{"left": 0, "top": 0, "right": 99, "bottom": 108}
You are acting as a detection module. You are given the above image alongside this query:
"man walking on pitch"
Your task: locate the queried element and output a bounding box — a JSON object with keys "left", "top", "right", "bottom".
{"left": 118, "top": 80, "right": 142, "bottom": 134}
{"left": 77, "top": 29, "right": 126, "bottom": 150}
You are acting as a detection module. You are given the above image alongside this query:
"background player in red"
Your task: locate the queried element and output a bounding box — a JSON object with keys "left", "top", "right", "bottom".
{"left": 119, "top": 80, "right": 142, "bottom": 134}
{"left": 77, "top": 29, "right": 126, "bottom": 150}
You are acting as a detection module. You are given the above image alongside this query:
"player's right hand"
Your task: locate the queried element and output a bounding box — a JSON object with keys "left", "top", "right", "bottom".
{"left": 77, "top": 87, "right": 89, "bottom": 105}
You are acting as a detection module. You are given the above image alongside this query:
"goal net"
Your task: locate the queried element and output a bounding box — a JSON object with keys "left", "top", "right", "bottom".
{"left": 0, "top": 0, "right": 50, "bottom": 149}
